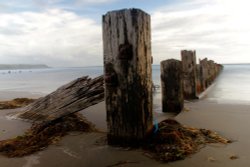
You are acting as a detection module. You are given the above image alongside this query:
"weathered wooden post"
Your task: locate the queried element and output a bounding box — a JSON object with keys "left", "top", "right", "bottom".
{"left": 196, "top": 64, "right": 202, "bottom": 94}
{"left": 200, "top": 58, "right": 208, "bottom": 90}
{"left": 210, "top": 60, "right": 215, "bottom": 82}
{"left": 161, "top": 59, "right": 183, "bottom": 113}
{"left": 181, "top": 50, "right": 198, "bottom": 99}
{"left": 215, "top": 63, "right": 223, "bottom": 76}
{"left": 207, "top": 60, "right": 214, "bottom": 85}
{"left": 102, "top": 9, "right": 153, "bottom": 146}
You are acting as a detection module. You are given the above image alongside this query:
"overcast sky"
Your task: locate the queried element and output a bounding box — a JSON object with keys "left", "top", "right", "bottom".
{"left": 0, "top": 0, "right": 249, "bottom": 67}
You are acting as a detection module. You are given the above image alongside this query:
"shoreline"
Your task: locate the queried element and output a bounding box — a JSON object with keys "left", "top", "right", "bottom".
{"left": 0, "top": 90, "right": 45, "bottom": 101}
{"left": 0, "top": 92, "right": 250, "bottom": 166}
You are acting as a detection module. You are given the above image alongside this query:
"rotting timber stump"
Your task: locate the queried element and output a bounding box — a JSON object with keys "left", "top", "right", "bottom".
{"left": 199, "top": 58, "right": 208, "bottom": 91}
{"left": 181, "top": 50, "right": 198, "bottom": 99}
{"left": 161, "top": 59, "right": 183, "bottom": 113}
{"left": 196, "top": 64, "right": 202, "bottom": 94}
{"left": 103, "top": 8, "right": 153, "bottom": 146}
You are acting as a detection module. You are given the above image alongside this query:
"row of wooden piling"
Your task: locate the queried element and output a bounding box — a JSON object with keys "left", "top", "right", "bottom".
{"left": 161, "top": 50, "right": 223, "bottom": 113}
{"left": 102, "top": 8, "right": 223, "bottom": 146}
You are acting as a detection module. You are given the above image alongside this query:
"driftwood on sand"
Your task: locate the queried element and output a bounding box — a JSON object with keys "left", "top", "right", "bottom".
{"left": 0, "top": 75, "right": 104, "bottom": 157}
{"left": 14, "top": 75, "right": 104, "bottom": 124}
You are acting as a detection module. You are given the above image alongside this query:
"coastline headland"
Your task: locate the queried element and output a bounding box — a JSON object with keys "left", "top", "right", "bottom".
{"left": 0, "top": 64, "right": 49, "bottom": 70}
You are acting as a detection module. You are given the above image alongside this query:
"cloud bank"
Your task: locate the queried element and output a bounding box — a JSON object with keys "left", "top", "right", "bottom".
{"left": 151, "top": 0, "right": 250, "bottom": 64}
{"left": 0, "top": 9, "right": 102, "bottom": 67}
{"left": 0, "top": 0, "right": 249, "bottom": 66}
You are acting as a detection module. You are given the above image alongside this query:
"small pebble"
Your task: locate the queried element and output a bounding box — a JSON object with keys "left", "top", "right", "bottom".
{"left": 207, "top": 156, "right": 216, "bottom": 162}
{"left": 230, "top": 155, "right": 239, "bottom": 160}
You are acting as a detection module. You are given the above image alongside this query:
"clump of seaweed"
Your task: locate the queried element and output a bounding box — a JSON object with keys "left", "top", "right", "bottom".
{"left": 0, "top": 113, "right": 95, "bottom": 157}
{"left": 0, "top": 98, "right": 35, "bottom": 109}
{"left": 0, "top": 97, "right": 231, "bottom": 162}
{"left": 144, "top": 119, "right": 231, "bottom": 162}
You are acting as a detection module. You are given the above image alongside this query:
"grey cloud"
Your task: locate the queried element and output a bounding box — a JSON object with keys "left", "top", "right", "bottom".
{"left": 0, "top": 9, "right": 102, "bottom": 67}
{"left": 1, "top": 0, "right": 249, "bottom": 67}
{"left": 151, "top": 0, "right": 250, "bottom": 64}
{"left": 0, "top": 27, "right": 25, "bottom": 35}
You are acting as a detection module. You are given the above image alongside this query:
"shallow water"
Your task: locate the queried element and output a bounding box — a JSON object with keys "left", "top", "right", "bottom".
{"left": 0, "top": 64, "right": 249, "bottom": 105}
{"left": 0, "top": 67, "right": 103, "bottom": 94}
{"left": 205, "top": 64, "right": 250, "bottom": 105}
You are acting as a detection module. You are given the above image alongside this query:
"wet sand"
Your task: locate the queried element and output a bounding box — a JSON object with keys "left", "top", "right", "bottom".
{"left": 0, "top": 91, "right": 45, "bottom": 101}
{"left": 0, "top": 92, "right": 250, "bottom": 166}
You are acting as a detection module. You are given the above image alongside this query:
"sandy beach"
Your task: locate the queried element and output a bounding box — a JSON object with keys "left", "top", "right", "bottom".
{"left": 0, "top": 89, "right": 249, "bottom": 167}
{"left": 0, "top": 91, "right": 45, "bottom": 101}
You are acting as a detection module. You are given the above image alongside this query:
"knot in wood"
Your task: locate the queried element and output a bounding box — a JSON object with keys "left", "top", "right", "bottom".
{"left": 118, "top": 43, "right": 133, "bottom": 60}
{"left": 105, "top": 73, "right": 118, "bottom": 87}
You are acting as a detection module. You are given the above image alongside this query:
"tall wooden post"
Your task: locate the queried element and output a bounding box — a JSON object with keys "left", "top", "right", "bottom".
{"left": 102, "top": 9, "right": 153, "bottom": 146}
{"left": 200, "top": 58, "right": 208, "bottom": 90}
{"left": 181, "top": 50, "right": 198, "bottom": 99}
{"left": 161, "top": 59, "right": 183, "bottom": 113}
{"left": 196, "top": 64, "right": 202, "bottom": 94}
{"left": 207, "top": 60, "right": 214, "bottom": 85}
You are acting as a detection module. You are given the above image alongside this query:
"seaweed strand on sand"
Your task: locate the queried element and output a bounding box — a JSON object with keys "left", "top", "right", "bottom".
{"left": 144, "top": 119, "right": 231, "bottom": 162}
{"left": 0, "top": 113, "right": 96, "bottom": 157}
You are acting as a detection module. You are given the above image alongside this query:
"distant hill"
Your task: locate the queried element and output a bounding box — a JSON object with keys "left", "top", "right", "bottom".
{"left": 0, "top": 64, "right": 50, "bottom": 70}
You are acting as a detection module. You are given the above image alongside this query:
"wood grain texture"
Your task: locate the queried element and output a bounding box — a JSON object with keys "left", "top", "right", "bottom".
{"left": 15, "top": 75, "right": 104, "bottom": 124}
{"left": 161, "top": 59, "right": 183, "bottom": 113}
{"left": 103, "top": 8, "right": 153, "bottom": 146}
{"left": 199, "top": 58, "right": 208, "bottom": 91}
{"left": 181, "top": 50, "right": 198, "bottom": 99}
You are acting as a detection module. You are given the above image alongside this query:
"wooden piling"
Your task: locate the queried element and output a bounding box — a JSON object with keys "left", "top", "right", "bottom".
{"left": 199, "top": 58, "right": 208, "bottom": 90}
{"left": 207, "top": 60, "right": 215, "bottom": 85}
{"left": 161, "top": 59, "right": 183, "bottom": 113}
{"left": 196, "top": 64, "right": 202, "bottom": 94}
{"left": 102, "top": 8, "right": 153, "bottom": 146}
{"left": 181, "top": 50, "right": 198, "bottom": 99}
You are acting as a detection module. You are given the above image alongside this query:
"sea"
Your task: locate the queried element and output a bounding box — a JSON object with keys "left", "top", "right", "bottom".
{"left": 0, "top": 64, "right": 250, "bottom": 106}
